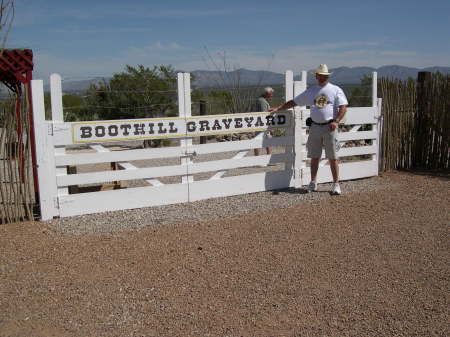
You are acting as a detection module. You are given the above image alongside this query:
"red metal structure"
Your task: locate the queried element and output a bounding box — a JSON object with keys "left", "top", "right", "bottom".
{"left": 0, "top": 49, "right": 39, "bottom": 201}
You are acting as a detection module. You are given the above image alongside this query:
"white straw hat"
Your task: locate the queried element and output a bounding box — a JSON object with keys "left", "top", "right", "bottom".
{"left": 312, "top": 64, "right": 332, "bottom": 75}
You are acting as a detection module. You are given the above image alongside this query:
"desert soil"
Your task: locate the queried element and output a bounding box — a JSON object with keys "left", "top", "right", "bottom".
{"left": 0, "top": 171, "right": 449, "bottom": 337}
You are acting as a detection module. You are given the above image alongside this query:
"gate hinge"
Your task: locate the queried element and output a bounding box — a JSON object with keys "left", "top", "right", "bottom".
{"left": 48, "top": 124, "right": 54, "bottom": 136}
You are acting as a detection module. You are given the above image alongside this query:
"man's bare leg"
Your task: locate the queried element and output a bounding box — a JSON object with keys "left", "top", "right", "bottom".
{"left": 310, "top": 158, "right": 320, "bottom": 182}
{"left": 329, "top": 159, "right": 339, "bottom": 183}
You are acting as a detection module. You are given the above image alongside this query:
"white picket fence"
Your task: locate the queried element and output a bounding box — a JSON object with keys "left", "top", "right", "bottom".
{"left": 31, "top": 71, "right": 382, "bottom": 220}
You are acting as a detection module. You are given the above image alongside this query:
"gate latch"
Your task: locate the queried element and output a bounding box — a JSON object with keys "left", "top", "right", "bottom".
{"left": 182, "top": 151, "right": 197, "bottom": 157}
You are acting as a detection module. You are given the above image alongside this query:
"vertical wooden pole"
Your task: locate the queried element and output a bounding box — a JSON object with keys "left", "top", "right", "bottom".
{"left": 415, "top": 71, "right": 431, "bottom": 168}
{"left": 31, "top": 80, "right": 58, "bottom": 220}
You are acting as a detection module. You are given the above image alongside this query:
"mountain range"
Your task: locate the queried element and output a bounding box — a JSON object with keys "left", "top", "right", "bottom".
{"left": 57, "top": 65, "right": 450, "bottom": 92}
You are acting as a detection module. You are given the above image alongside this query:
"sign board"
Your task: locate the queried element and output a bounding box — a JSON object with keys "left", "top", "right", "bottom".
{"left": 71, "top": 112, "right": 291, "bottom": 143}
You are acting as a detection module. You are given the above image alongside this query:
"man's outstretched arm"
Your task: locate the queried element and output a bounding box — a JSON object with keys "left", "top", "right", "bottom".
{"left": 269, "top": 100, "right": 296, "bottom": 112}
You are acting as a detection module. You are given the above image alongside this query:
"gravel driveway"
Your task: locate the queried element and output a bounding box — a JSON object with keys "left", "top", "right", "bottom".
{"left": 0, "top": 171, "right": 449, "bottom": 337}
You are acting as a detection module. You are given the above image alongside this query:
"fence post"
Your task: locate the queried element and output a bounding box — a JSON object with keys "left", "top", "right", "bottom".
{"left": 415, "top": 71, "right": 432, "bottom": 168}
{"left": 372, "top": 71, "right": 378, "bottom": 108}
{"left": 199, "top": 100, "right": 207, "bottom": 144}
{"left": 31, "top": 80, "right": 58, "bottom": 220}
{"left": 180, "top": 73, "right": 193, "bottom": 186}
{"left": 50, "top": 73, "right": 70, "bottom": 196}
{"left": 293, "top": 72, "right": 307, "bottom": 187}
{"left": 375, "top": 97, "right": 383, "bottom": 174}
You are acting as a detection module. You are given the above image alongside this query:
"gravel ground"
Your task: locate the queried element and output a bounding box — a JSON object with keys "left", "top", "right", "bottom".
{"left": 1, "top": 171, "right": 449, "bottom": 337}
{"left": 49, "top": 174, "right": 391, "bottom": 235}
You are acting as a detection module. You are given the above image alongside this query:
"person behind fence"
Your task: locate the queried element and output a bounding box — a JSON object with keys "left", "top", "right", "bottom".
{"left": 269, "top": 64, "right": 348, "bottom": 195}
{"left": 253, "top": 87, "right": 274, "bottom": 156}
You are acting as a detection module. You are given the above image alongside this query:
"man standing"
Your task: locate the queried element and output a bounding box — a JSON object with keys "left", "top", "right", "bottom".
{"left": 270, "top": 64, "right": 348, "bottom": 195}
{"left": 254, "top": 87, "right": 274, "bottom": 156}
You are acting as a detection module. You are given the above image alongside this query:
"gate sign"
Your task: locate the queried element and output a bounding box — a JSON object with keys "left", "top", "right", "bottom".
{"left": 71, "top": 112, "right": 291, "bottom": 143}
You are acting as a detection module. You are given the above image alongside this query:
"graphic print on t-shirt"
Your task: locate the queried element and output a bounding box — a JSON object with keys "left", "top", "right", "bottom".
{"left": 314, "top": 94, "right": 330, "bottom": 108}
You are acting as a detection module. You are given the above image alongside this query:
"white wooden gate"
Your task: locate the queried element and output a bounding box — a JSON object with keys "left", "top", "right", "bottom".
{"left": 32, "top": 71, "right": 382, "bottom": 220}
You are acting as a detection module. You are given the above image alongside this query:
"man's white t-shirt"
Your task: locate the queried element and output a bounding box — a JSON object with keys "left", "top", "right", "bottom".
{"left": 293, "top": 83, "right": 348, "bottom": 123}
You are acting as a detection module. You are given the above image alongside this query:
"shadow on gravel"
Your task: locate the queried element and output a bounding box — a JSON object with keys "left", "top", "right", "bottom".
{"left": 271, "top": 187, "right": 330, "bottom": 195}
{"left": 398, "top": 169, "right": 450, "bottom": 182}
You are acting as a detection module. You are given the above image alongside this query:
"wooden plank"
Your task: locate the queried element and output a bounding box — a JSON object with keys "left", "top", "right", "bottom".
{"left": 189, "top": 170, "right": 294, "bottom": 202}
{"left": 58, "top": 183, "right": 189, "bottom": 217}
{"left": 301, "top": 130, "right": 377, "bottom": 144}
{"left": 55, "top": 146, "right": 184, "bottom": 166}
{"left": 89, "top": 144, "right": 163, "bottom": 186}
{"left": 190, "top": 153, "right": 292, "bottom": 175}
{"left": 301, "top": 145, "right": 377, "bottom": 159}
{"left": 58, "top": 153, "right": 293, "bottom": 187}
{"left": 210, "top": 150, "right": 248, "bottom": 180}
{"left": 57, "top": 163, "right": 186, "bottom": 186}
{"left": 189, "top": 136, "right": 294, "bottom": 155}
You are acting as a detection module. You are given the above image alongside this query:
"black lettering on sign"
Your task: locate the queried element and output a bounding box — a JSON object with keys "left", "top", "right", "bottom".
{"left": 244, "top": 117, "right": 254, "bottom": 127}
{"left": 277, "top": 114, "right": 286, "bottom": 125}
{"left": 255, "top": 116, "right": 265, "bottom": 127}
{"left": 120, "top": 124, "right": 132, "bottom": 136}
{"left": 157, "top": 123, "right": 167, "bottom": 134}
{"left": 169, "top": 122, "right": 178, "bottom": 133}
{"left": 133, "top": 124, "right": 145, "bottom": 135}
{"left": 108, "top": 125, "right": 118, "bottom": 136}
{"left": 148, "top": 123, "right": 155, "bottom": 134}
{"left": 266, "top": 115, "right": 275, "bottom": 126}
{"left": 199, "top": 120, "right": 210, "bottom": 131}
{"left": 95, "top": 126, "right": 106, "bottom": 137}
{"left": 211, "top": 119, "right": 222, "bottom": 130}
{"left": 186, "top": 121, "right": 196, "bottom": 132}
{"left": 234, "top": 118, "right": 243, "bottom": 128}
{"left": 222, "top": 118, "right": 233, "bottom": 129}
{"left": 80, "top": 126, "right": 92, "bottom": 139}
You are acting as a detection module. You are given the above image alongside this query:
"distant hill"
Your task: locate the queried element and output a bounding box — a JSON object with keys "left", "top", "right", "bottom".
{"left": 44, "top": 77, "right": 109, "bottom": 93}
{"left": 192, "top": 66, "right": 450, "bottom": 87}
{"left": 53, "top": 65, "right": 450, "bottom": 92}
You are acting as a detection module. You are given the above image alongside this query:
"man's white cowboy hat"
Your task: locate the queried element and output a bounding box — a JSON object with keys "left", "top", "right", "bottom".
{"left": 312, "top": 64, "right": 332, "bottom": 75}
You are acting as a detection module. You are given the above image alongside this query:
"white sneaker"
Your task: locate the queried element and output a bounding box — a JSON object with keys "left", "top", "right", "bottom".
{"left": 307, "top": 181, "right": 317, "bottom": 193}
{"left": 331, "top": 183, "right": 341, "bottom": 195}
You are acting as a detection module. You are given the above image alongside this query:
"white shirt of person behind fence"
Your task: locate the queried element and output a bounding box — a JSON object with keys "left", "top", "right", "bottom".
{"left": 293, "top": 83, "right": 348, "bottom": 123}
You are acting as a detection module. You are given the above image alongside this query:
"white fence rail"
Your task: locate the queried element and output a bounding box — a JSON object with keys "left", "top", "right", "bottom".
{"left": 32, "top": 71, "right": 382, "bottom": 220}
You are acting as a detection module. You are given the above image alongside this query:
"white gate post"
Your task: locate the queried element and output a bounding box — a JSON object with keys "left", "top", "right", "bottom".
{"left": 178, "top": 73, "right": 193, "bottom": 185}
{"left": 376, "top": 97, "right": 383, "bottom": 174}
{"left": 50, "top": 73, "right": 69, "bottom": 197}
{"left": 293, "top": 71, "right": 307, "bottom": 187}
{"left": 372, "top": 71, "right": 378, "bottom": 108}
{"left": 31, "top": 80, "right": 58, "bottom": 220}
{"left": 284, "top": 71, "right": 295, "bottom": 186}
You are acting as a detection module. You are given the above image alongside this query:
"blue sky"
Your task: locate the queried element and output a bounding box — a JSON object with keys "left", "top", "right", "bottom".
{"left": 7, "top": 0, "right": 450, "bottom": 80}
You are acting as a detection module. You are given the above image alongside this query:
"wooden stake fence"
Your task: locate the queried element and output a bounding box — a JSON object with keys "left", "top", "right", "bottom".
{"left": 379, "top": 72, "right": 449, "bottom": 171}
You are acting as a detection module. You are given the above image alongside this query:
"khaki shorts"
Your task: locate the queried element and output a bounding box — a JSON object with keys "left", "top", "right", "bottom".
{"left": 307, "top": 124, "right": 340, "bottom": 159}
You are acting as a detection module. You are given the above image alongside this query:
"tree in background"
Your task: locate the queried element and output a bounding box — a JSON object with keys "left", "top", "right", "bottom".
{"left": 84, "top": 65, "right": 177, "bottom": 120}
{"left": 349, "top": 75, "right": 372, "bottom": 107}
{"left": 203, "top": 49, "right": 275, "bottom": 113}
